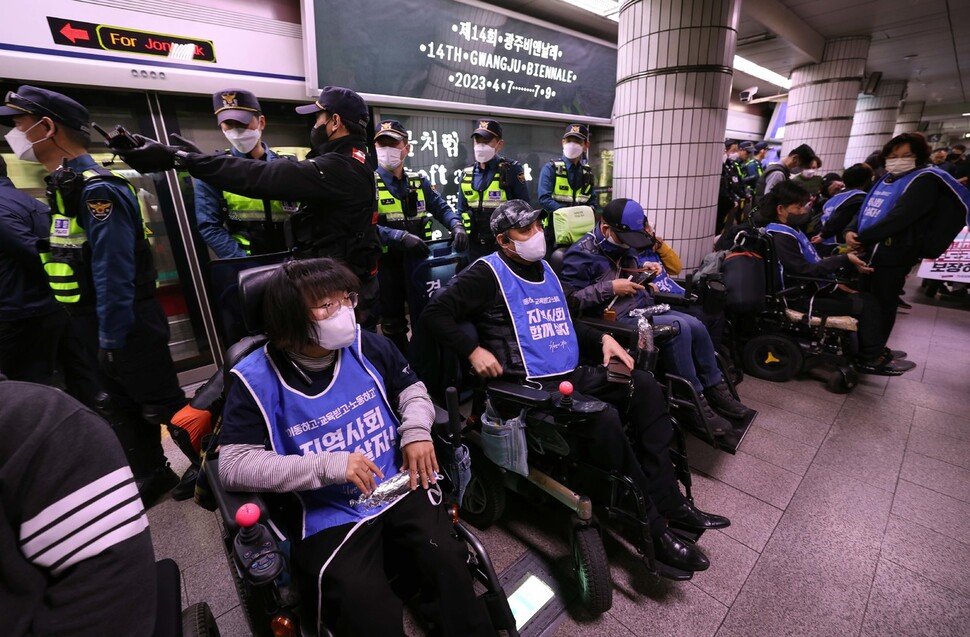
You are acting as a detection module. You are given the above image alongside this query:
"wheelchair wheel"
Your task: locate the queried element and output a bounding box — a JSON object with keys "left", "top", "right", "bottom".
{"left": 182, "top": 602, "right": 221, "bottom": 637}
{"left": 741, "top": 334, "right": 803, "bottom": 382}
{"left": 571, "top": 525, "right": 612, "bottom": 615}
{"left": 460, "top": 451, "right": 506, "bottom": 529}
{"left": 825, "top": 365, "right": 858, "bottom": 394}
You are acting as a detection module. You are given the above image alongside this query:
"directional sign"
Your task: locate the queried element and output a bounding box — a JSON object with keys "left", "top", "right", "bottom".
{"left": 46, "top": 16, "right": 216, "bottom": 63}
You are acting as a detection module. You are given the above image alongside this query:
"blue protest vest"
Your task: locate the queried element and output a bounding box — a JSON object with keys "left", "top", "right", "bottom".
{"left": 766, "top": 222, "right": 824, "bottom": 287}
{"left": 231, "top": 331, "right": 402, "bottom": 539}
{"left": 638, "top": 251, "right": 686, "bottom": 295}
{"left": 819, "top": 189, "right": 864, "bottom": 245}
{"left": 481, "top": 253, "right": 580, "bottom": 380}
{"left": 858, "top": 167, "right": 970, "bottom": 233}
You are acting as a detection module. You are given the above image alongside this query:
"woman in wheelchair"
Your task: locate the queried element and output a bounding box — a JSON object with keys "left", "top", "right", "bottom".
{"left": 218, "top": 258, "right": 493, "bottom": 637}
{"left": 761, "top": 181, "right": 914, "bottom": 376}
{"left": 422, "top": 200, "right": 730, "bottom": 574}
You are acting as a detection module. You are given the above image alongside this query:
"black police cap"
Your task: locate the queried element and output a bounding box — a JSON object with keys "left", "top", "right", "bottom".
{"left": 213, "top": 89, "right": 261, "bottom": 125}
{"left": 0, "top": 85, "right": 90, "bottom": 134}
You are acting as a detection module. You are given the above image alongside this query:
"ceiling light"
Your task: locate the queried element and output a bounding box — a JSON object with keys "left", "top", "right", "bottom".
{"left": 963, "top": 113, "right": 970, "bottom": 116}
{"left": 734, "top": 55, "right": 792, "bottom": 90}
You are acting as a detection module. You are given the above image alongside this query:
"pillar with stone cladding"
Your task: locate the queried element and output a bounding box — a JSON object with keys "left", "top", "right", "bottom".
{"left": 613, "top": 0, "right": 740, "bottom": 270}
{"left": 782, "top": 37, "right": 870, "bottom": 171}
{"left": 843, "top": 80, "right": 907, "bottom": 168}
{"left": 893, "top": 101, "right": 924, "bottom": 136}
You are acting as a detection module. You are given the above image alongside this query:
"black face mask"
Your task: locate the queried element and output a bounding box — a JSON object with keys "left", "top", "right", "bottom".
{"left": 310, "top": 120, "right": 330, "bottom": 149}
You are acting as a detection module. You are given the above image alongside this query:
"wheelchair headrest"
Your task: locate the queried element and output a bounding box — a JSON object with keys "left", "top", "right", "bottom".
{"left": 238, "top": 263, "right": 284, "bottom": 335}
{"left": 548, "top": 247, "right": 568, "bottom": 276}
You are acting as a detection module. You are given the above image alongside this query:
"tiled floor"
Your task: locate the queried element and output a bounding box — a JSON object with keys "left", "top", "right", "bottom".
{"left": 150, "top": 283, "right": 970, "bottom": 636}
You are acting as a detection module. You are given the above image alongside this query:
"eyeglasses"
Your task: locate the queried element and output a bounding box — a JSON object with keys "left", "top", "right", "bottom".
{"left": 311, "top": 292, "right": 359, "bottom": 319}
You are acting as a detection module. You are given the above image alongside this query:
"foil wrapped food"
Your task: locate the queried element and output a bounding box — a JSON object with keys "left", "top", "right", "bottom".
{"left": 351, "top": 470, "right": 443, "bottom": 510}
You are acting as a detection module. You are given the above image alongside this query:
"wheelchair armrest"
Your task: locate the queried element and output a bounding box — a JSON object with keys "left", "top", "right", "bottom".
{"left": 205, "top": 456, "right": 272, "bottom": 535}
{"left": 653, "top": 292, "right": 695, "bottom": 307}
{"left": 486, "top": 380, "right": 553, "bottom": 409}
{"left": 577, "top": 317, "right": 639, "bottom": 349}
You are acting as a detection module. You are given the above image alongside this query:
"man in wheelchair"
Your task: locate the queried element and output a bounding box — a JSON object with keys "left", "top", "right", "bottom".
{"left": 217, "top": 258, "right": 493, "bottom": 636}
{"left": 421, "top": 200, "right": 729, "bottom": 574}
{"left": 559, "top": 198, "right": 753, "bottom": 435}
{"left": 760, "top": 181, "right": 914, "bottom": 376}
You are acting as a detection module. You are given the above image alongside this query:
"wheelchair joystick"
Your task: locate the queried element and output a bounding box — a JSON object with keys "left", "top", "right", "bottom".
{"left": 233, "top": 503, "right": 284, "bottom": 586}
{"left": 559, "top": 381, "right": 574, "bottom": 408}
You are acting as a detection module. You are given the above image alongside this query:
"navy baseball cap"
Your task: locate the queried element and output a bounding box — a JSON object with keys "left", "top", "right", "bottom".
{"left": 295, "top": 86, "right": 369, "bottom": 128}
{"left": 602, "top": 198, "right": 651, "bottom": 250}
{"left": 0, "top": 85, "right": 90, "bottom": 133}
{"left": 563, "top": 123, "right": 589, "bottom": 142}
{"left": 754, "top": 141, "right": 769, "bottom": 151}
{"left": 490, "top": 200, "right": 546, "bottom": 235}
{"left": 739, "top": 141, "right": 755, "bottom": 152}
{"left": 213, "top": 89, "right": 261, "bottom": 125}
{"left": 472, "top": 119, "right": 503, "bottom": 141}
{"left": 374, "top": 119, "right": 408, "bottom": 142}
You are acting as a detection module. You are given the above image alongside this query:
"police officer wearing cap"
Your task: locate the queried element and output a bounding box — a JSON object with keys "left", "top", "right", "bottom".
{"left": 0, "top": 85, "right": 185, "bottom": 506}
{"left": 538, "top": 123, "right": 596, "bottom": 249}
{"left": 744, "top": 141, "right": 768, "bottom": 194}
{"left": 118, "top": 86, "right": 383, "bottom": 330}
{"left": 373, "top": 119, "right": 467, "bottom": 354}
{"left": 193, "top": 88, "right": 298, "bottom": 259}
{"left": 457, "top": 119, "right": 530, "bottom": 260}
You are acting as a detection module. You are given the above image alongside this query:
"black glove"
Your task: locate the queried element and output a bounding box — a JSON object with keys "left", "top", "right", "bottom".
{"left": 98, "top": 347, "right": 124, "bottom": 380}
{"left": 169, "top": 133, "right": 202, "bottom": 154}
{"left": 451, "top": 224, "right": 468, "bottom": 252}
{"left": 400, "top": 232, "right": 431, "bottom": 257}
{"left": 116, "top": 135, "right": 178, "bottom": 173}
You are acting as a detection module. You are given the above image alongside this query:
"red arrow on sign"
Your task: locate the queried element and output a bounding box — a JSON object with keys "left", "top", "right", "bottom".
{"left": 59, "top": 23, "right": 90, "bottom": 44}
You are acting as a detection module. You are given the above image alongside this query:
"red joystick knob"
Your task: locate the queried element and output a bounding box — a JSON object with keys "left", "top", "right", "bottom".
{"left": 559, "top": 381, "right": 574, "bottom": 397}
{"left": 235, "top": 503, "right": 261, "bottom": 529}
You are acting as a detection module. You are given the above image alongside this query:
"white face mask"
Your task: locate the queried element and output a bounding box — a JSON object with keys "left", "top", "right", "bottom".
{"left": 510, "top": 231, "right": 546, "bottom": 262}
{"left": 376, "top": 146, "right": 404, "bottom": 171}
{"left": 474, "top": 143, "right": 496, "bottom": 164}
{"left": 727, "top": 153, "right": 740, "bottom": 161}
{"left": 563, "top": 141, "right": 584, "bottom": 160}
{"left": 311, "top": 305, "right": 357, "bottom": 350}
{"left": 800, "top": 169, "right": 817, "bottom": 179}
{"left": 223, "top": 127, "right": 261, "bottom": 154}
{"left": 4, "top": 120, "right": 47, "bottom": 163}
{"left": 885, "top": 158, "right": 916, "bottom": 175}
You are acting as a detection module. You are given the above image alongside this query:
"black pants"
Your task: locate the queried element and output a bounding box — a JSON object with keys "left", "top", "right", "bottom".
{"left": 861, "top": 263, "right": 914, "bottom": 344}
{"left": 293, "top": 488, "right": 493, "bottom": 637}
{"left": 789, "top": 289, "right": 886, "bottom": 359}
{"left": 0, "top": 306, "right": 103, "bottom": 408}
{"left": 377, "top": 248, "right": 410, "bottom": 338}
{"left": 74, "top": 299, "right": 186, "bottom": 477}
{"left": 545, "top": 365, "right": 685, "bottom": 534}
{"left": 355, "top": 276, "right": 381, "bottom": 333}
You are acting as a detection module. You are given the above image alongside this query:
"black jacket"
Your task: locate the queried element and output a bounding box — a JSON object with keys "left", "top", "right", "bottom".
{"left": 0, "top": 177, "right": 58, "bottom": 321}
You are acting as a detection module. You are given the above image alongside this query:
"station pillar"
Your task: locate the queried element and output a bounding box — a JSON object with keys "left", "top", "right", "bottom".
{"left": 613, "top": 0, "right": 741, "bottom": 269}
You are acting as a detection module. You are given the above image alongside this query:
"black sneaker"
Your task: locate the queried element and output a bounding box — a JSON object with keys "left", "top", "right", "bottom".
{"left": 137, "top": 465, "right": 179, "bottom": 509}
{"left": 703, "top": 380, "right": 754, "bottom": 420}
{"left": 171, "top": 465, "right": 199, "bottom": 502}
{"left": 691, "top": 395, "right": 731, "bottom": 436}
{"left": 856, "top": 354, "right": 913, "bottom": 376}
{"left": 886, "top": 348, "right": 908, "bottom": 359}
{"left": 897, "top": 298, "right": 913, "bottom": 311}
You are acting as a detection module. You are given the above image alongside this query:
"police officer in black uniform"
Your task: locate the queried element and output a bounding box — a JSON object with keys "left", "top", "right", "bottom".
{"left": 456, "top": 119, "right": 530, "bottom": 260}
{"left": 119, "top": 86, "right": 383, "bottom": 330}
{"left": 373, "top": 119, "right": 467, "bottom": 353}
{"left": 0, "top": 86, "right": 185, "bottom": 506}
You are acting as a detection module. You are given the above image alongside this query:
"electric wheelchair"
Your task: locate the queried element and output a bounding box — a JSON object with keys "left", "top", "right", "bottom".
{"left": 725, "top": 227, "right": 861, "bottom": 394}
{"left": 414, "top": 304, "right": 710, "bottom": 617}
{"left": 186, "top": 262, "right": 518, "bottom": 637}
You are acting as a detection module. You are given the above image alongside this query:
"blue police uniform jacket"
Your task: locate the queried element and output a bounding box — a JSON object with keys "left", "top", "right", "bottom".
{"left": 859, "top": 167, "right": 970, "bottom": 233}
{"left": 537, "top": 156, "right": 590, "bottom": 211}
{"left": 765, "top": 222, "right": 823, "bottom": 287}
{"left": 819, "top": 189, "right": 865, "bottom": 245}
{"left": 0, "top": 176, "right": 58, "bottom": 321}
{"left": 230, "top": 328, "right": 403, "bottom": 539}
{"left": 480, "top": 253, "right": 579, "bottom": 379}
{"left": 637, "top": 251, "right": 686, "bottom": 295}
